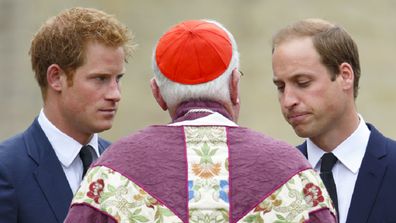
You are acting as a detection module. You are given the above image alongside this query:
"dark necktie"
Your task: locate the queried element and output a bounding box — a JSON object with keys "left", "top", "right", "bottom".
{"left": 320, "top": 152, "right": 339, "bottom": 220}
{"left": 79, "top": 145, "right": 96, "bottom": 178}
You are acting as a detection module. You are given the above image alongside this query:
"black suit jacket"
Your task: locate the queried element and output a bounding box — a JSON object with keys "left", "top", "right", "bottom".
{"left": 298, "top": 123, "right": 396, "bottom": 223}
{"left": 0, "top": 118, "right": 110, "bottom": 223}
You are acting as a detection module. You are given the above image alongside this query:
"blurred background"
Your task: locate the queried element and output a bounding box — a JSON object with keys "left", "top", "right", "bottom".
{"left": 1, "top": 0, "right": 395, "bottom": 145}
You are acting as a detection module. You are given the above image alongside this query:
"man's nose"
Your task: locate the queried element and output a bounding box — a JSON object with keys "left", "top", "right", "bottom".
{"left": 282, "top": 86, "right": 298, "bottom": 109}
{"left": 105, "top": 80, "right": 121, "bottom": 102}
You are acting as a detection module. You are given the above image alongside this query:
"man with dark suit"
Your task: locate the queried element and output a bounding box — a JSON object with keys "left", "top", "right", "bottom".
{"left": 0, "top": 7, "right": 135, "bottom": 223}
{"left": 271, "top": 18, "right": 396, "bottom": 223}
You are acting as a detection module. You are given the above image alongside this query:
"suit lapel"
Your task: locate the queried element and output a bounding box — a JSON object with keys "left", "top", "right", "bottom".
{"left": 346, "top": 124, "right": 387, "bottom": 223}
{"left": 297, "top": 142, "right": 308, "bottom": 158}
{"left": 25, "top": 119, "right": 73, "bottom": 223}
{"left": 98, "top": 138, "right": 110, "bottom": 154}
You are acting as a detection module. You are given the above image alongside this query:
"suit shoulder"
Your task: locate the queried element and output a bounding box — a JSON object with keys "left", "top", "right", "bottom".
{"left": 0, "top": 133, "right": 26, "bottom": 158}
{"left": 385, "top": 136, "right": 396, "bottom": 148}
{"left": 0, "top": 132, "right": 32, "bottom": 176}
{"left": 98, "top": 137, "right": 111, "bottom": 148}
{"left": 385, "top": 137, "right": 396, "bottom": 159}
{"left": 367, "top": 123, "right": 396, "bottom": 153}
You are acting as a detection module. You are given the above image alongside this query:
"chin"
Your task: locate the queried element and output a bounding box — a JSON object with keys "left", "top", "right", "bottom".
{"left": 293, "top": 126, "right": 311, "bottom": 138}
{"left": 94, "top": 123, "right": 113, "bottom": 133}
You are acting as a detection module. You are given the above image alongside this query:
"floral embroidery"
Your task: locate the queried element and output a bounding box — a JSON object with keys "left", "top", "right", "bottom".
{"left": 224, "top": 158, "right": 229, "bottom": 172}
{"left": 241, "top": 169, "right": 336, "bottom": 223}
{"left": 87, "top": 179, "right": 104, "bottom": 204}
{"left": 191, "top": 143, "right": 221, "bottom": 179}
{"left": 219, "top": 180, "right": 229, "bottom": 203}
{"left": 145, "top": 197, "right": 160, "bottom": 209}
{"left": 190, "top": 208, "right": 229, "bottom": 223}
{"left": 133, "top": 188, "right": 148, "bottom": 201}
{"left": 71, "top": 166, "right": 182, "bottom": 223}
{"left": 188, "top": 180, "right": 195, "bottom": 201}
{"left": 185, "top": 126, "right": 229, "bottom": 221}
{"left": 303, "top": 182, "right": 324, "bottom": 207}
{"left": 253, "top": 194, "right": 282, "bottom": 213}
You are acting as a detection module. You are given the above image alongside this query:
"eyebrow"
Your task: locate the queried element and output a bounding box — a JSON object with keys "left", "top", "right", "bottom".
{"left": 273, "top": 73, "right": 312, "bottom": 82}
{"left": 272, "top": 78, "right": 281, "bottom": 84}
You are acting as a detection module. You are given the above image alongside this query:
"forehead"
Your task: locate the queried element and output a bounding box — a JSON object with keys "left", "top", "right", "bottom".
{"left": 75, "top": 41, "right": 126, "bottom": 74}
{"left": 273, "top": 37, "right": 317, "bottom": 62}
{"left": 83, "top": 41, "right": 125, "bottom": 61}
{"left": 272, "top": 37, "right": 325, "bottom": 80}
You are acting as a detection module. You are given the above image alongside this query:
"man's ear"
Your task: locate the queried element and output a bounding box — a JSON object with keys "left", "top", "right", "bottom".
{"left": 230, "top": 69, "right": 241, "bottom": 105}
{"left": 338, "top": 62, "right": 354, "bottom": 91}
{"left": 47, "top": 64, "right": 64, "bottom": 92}
{"left": 150, "top": 78, "right": 168, "bottom": 111}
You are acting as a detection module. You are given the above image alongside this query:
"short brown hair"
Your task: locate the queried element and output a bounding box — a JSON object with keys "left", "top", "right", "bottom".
{"left": 29, "top": 7, "right": 135, "bottom": 99}
{"left": 272, "top": 18, "right": 360, "bottom": 98}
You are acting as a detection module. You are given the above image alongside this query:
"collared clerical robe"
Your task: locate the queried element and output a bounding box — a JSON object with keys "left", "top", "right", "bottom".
{"left": 65, "top": 101, "right": 337, "bottom": 223}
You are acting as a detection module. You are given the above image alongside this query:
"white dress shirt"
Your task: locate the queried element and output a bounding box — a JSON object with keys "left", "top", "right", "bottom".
{"left": 306, "top": 114, "right": 370, "bottom": 223}
{"left": 37, "top": 109, "right": 100, "bottom": 194}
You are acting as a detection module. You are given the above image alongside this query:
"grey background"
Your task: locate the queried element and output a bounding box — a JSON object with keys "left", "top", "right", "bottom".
{"left": 1, "top": 0, "right": 395, "bottom": 145}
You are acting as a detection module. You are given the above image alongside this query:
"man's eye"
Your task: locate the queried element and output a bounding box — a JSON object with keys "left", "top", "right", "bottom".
{"left": 298, "top": 81, "right": 310, "bottom": 87}
{"left": 276, "top": 85, "right": 285, "bottom": 92}
{"left": 116, "top": 74, "right": 124, "bottom": 83}
{"left": 96, "top": 76, "right": 107, "bottom": 81}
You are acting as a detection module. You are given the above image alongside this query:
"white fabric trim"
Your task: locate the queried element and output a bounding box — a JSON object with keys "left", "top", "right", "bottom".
{"left": 169, "top": 111, "right": 238, "bottom": 127}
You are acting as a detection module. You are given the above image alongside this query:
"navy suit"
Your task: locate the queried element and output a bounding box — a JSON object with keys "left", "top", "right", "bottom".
{"left": 298, "top": 123, "right": 396, "bottom": 223}
{"left": 0, "top": 119, "right": 110, "bottom": 223}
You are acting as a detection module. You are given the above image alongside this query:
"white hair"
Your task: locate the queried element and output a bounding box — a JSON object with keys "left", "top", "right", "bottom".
{"left": 152, "top": 19, "right": 240, "bottom": 108}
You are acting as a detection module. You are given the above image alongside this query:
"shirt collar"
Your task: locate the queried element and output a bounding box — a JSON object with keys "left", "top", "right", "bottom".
{"left": 307, "top": 114, "right": 370, "bottom": 173}
{"left": 37, "top": 109, "right": 99, "bottom": 167}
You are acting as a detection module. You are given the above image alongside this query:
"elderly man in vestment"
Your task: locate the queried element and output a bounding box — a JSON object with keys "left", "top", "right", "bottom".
{"left": 64, "top": 19, "right": 337, "bottom": 223}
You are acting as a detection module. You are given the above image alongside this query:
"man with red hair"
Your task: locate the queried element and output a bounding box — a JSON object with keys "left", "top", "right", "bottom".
{"left": 0, "top": 7, "right": 134, "bottom": 223}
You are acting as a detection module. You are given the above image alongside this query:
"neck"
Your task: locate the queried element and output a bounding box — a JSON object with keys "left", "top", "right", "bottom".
{"left": 311, "top": 112, "right": 360, "bottom": 152}
{"left": 43, "top": 100, "right": 92, "bottom": 145}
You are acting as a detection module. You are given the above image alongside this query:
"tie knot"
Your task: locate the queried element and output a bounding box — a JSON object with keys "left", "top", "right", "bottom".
{"left": 320, "top": 153, "right": 338, "bottom": 172}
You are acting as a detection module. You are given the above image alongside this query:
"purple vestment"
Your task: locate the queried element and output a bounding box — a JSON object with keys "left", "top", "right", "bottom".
{"left": 65, "top": 101, "right": 336, "bottom": 223}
